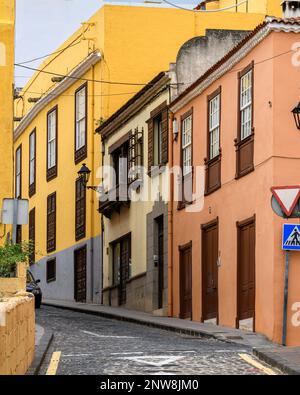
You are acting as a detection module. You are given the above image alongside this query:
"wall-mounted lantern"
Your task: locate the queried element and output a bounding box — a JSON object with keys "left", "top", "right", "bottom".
{"left": 77, "top": 163, "right": 101, "bottom": 192}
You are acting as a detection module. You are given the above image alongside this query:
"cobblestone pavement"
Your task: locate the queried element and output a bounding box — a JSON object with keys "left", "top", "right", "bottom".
{"left": 36, "top": 306, "right": 279, "bottom": 375}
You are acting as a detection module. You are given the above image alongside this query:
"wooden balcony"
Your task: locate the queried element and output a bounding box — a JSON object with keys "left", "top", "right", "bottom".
{"left": 98, "top": 184, "right": 130, "bottom": 219}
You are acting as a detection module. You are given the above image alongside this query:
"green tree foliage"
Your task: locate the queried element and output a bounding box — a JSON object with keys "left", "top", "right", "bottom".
{"left": 0, "top": 241, "right": 34, "bottom": 278}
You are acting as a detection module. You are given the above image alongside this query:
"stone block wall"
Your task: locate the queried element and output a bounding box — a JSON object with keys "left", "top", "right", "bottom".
{"left": 0, "top": 296, "right": 35, "bottom": 375}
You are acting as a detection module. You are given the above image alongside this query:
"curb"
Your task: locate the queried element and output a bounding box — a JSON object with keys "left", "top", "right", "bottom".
{"left": 26, "top": 327, "right": 54, "bottom": 375}
{"left": 43, "top": 302, "right": 255, "bottom": 349}
{"left": 254, "top": 348, "right": 300, "bottom": 376}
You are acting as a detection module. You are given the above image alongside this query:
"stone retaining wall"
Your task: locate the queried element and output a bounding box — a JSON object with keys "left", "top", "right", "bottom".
{"left": 0, "top": 295, "right": 35, "bottom": 375}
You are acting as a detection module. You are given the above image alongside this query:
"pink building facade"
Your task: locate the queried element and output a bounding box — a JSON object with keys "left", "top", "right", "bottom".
{"left": 169, "top": 18, "right": 300, "bottom": 346}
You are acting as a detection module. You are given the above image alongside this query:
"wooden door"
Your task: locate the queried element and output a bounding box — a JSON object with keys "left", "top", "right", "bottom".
{"left": 157, "top": 217, "right": 164, "bottom": 309}
{"left": 74, "top": 246, "right": 87, "bottom": 303}
{"left": 119, "top": 236, "right": 131, "bottom": 306}
{"left": 237, "top": 218, "right": 255, "bottom": 324}
{"left": 202, "top": 220, "right": 218, "bottom": 321}
{"left": 179, "top": 243, "right": 192, "bottom": 319}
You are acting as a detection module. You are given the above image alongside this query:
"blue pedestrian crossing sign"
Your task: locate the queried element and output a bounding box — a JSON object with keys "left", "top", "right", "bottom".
{"left": 282, "top": 224, "right": 300, "bottom": 251}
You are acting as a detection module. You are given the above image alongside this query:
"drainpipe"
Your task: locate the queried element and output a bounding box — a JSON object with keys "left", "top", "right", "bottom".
{"left": 101, "top": 138, "right": 105, "bottom": 305}
{"left": 168, "top": 110, "right": 174, "bottom": 317}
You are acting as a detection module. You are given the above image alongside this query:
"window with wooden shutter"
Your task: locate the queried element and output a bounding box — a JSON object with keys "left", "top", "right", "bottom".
{"left": 235, "top": 62, "right": 254, "bottom": 179}
{"left": 29, "top": 207, "right": 35, "bottom": 265}
{"left": 205, "top": 87, "right": 221, "bottom": 195}
{"left": 75, "top": 83, "right": 88, "bottom": 164}
{"left": 147, "top": 118, "right": 154, "bottom": 173}
{"left": 29, "top": 129, "right": 36, "bottom": 197}
{"left": 46, "top": 258, "right": 56, "bottom": 283}
{"left": 47, "top": 192, "right": 56, "bottom": 253}
{"left": 161, "top": 108, "right": 168, "bottom": 164}
{"left": 147, "top": 102, "right": 168, "bottom": 174}
{"left": 47, "top": 106, "right": 58, "bottom": 181}
{"left": 15, "top": 145, "right": 22, "bottom": 198}
{"left": 75, "top": 178, "right": 86, "bottom": 241}
{"left": 128, "top": 127, "right": 143, "bottom": 183}
{"left": 179, "top": 108, "right": 193, "bottom": 208}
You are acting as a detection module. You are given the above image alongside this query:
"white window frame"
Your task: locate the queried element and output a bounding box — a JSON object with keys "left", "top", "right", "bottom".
{"left": 15, "top": 147, "right": 21, "bottom": 198}
{"left": 75, "top": 85, "right": 87, "bottom": 151}
{"left": 47, "top": 108, "right": 57, "bottom": 170}
{"left": 240, "top": 69, "right": 252, "bottom": 140}
{"left": 182, "top": 115, "right": 192, "bottom": 177}
{"left": 209, "top": 94, "right": 220, "bottom": 159}
{"left": 29, "top": 131, "right": 36, "bottom": 186}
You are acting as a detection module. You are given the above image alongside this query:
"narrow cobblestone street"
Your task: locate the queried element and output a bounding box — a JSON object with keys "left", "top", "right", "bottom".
{"left": 36, "top": 306, "right": 280, "bottom": 375}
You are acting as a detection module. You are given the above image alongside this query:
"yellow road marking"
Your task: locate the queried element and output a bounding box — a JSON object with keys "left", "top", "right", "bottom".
{"left": 239, "top": 353, "right": 277, "bottom": 375}
{"left": 46, "top": 351, "right": 61, "bottom": 376}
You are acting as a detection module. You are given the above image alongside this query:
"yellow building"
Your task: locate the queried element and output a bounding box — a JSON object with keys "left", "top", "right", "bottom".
{"left": 0, "top": 0, "right": 14, "bottom": 243}
{"left": 13, "top": 1, "right": 282, "bottom": 304}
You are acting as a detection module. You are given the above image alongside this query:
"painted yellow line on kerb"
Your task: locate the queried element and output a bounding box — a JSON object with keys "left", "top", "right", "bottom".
{"left": 46, "top": 351, "right": 61, "bottom": 376}
{"left": 239, "top": 353, "right": 277, "bottom": 375}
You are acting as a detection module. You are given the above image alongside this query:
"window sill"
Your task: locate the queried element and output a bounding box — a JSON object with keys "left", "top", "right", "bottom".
{"left": 47, "top": 166, "right": 57, "bottom": 182}
{"left": 75, "top": 146, "right": 87, "bottom": 164}
{"left": 235, "top": 166, "right": 254, "bottom": 180}
{"left": 205, "top": 184, "right": 221, "bottom": 196}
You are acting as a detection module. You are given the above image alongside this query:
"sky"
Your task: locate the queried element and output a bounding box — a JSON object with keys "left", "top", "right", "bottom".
{"left": 15, "top": 0, "right": 199, "bottom": 87}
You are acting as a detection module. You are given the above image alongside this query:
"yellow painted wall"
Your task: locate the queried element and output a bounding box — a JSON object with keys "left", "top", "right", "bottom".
{"left": 14, "top": 4, "right": 282, "bottom": 270}
{"left": 0, "top": 0, "right": 14, "bottom": 242}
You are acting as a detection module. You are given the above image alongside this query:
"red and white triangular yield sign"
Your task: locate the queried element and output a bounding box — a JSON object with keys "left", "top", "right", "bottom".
{"left": 271, "top": 186, "right": 300, "bottom": 217}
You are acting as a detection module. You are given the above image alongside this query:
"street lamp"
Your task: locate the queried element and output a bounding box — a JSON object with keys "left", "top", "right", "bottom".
{"left": 292, "top": 102, "right": 300, "bottom": 130}
{"left": 77, "top": 163, "right": 91, "bottom": 187}
{"left": 78, "top": 163, "right": 103, "bottom": 193}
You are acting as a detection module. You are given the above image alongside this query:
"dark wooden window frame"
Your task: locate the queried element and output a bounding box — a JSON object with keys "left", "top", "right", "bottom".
{"left": 15, "top": 144, "right": 22, "bottom": 199}
{"left": 29, "top": 128, "right": 36, "bottom": 197}
{"left": 178, "top": 108, "right": 193, "bottom": 210}
{"left": 46, "top": 258, "right": 56, "bottom": 283}
{"left": 235, "top": 61, "right": 255, "bottom": 179}
{"left": 147, "top": 101, "right": 168, "bottom": 175}
{"left": 236, "top": 214, "right": 256, "bottom": 331}
{"left": 74, "top": 82, "right": 88, "bottom": 164}
{"left": 205, "top": 87, "right": 222, "bottom": 196}
{"left": 75, "top": 177, "right": 86, "bottom": 241}
{"left": 47, "top": 192, "right": 56, "bottom": 253}
{"left": 29, "top": 207, "right": 35, "bottom": 265}
{"left": 46, "top": 105, "right": 58, "bottom": 182}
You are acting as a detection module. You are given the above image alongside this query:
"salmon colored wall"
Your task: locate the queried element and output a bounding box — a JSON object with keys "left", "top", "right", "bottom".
{"left": 172, "top": 31, "right": 300, "bottom": 346}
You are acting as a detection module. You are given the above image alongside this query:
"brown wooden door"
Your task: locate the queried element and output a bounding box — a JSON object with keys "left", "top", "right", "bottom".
{"left": 158, "top": 218, "right": 164, "bottom": 310}
{"left": 179, "top": 243, "right": 192, "bottom": 319}
{"left": 237, "top": 218, "right": 255, "bottom": 323}
{"left": 119, "top": 236, "right": 131, "bottom": 306}
{"left": 202, "top": 221, "right": 218, "bottom": 321}
{"left": 74, "top": 246, "right": 87, "bottom": 303}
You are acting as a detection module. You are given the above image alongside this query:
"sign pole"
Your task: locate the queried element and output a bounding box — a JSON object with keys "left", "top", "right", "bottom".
{"left": 282, "top": 250, "right": 290, "bottom": 346}
{"left": 12, "top": 198, "right": 18, "bottom": 244}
